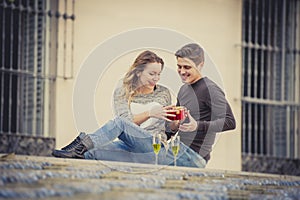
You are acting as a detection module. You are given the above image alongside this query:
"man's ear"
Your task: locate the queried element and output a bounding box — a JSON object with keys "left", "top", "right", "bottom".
{"left": 197, "top": 62, "right": 204, "bottom": 70}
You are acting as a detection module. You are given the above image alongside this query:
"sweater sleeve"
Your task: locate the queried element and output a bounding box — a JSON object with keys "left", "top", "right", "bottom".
{"left": 113, "top": 87, "right": 133, "bottom": 121}
{"left": 197, "top": 85, "right": 236, "bottom": 133}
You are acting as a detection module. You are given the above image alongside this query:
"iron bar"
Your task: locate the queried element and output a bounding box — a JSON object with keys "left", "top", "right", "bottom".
{"left": 8, "top": 0, "right": 15, "bottom": 134}
{"left": 280, "top": 0, "right": 290, "bottom": 158}
{"left": 0, "top": 0, "right": 6, "bottom": 134}
{"left": 253, "top": 0, "right": 259, "bottom": 155}
{"left": 295, "top": 0, "right": 300, "bottom": 159}
{"left": 23, "top": 0, "right": 30, "bottom": 134}
{"left": 31, "top": 0, "right": 38, "bottom": 136}
{"left": 241, "top": 0, "right": 247, "bottom": 153}
{"left": 247, "top": 0, "right": 253, "bottom": 154}
{"left": 241, "top": 97, "right": 300, "bottom": 107}
{"left": 259, "top": 0, "right": 266, "bottom": 155}
{"left": 265, "top": 0, "right": 272, "bottom": 157}
{"left": 272, "top": 0, "right": 279, "bottom": 157}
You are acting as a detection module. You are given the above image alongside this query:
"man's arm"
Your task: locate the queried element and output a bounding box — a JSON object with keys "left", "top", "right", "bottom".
{"left": 197, "top": 85, "right": 236, "bottom": 133}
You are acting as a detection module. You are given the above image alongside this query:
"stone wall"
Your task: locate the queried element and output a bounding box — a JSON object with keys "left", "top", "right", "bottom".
{"left": 0, "top": 133, "right": 55, "bottom": 156}
{"left": 242, "top": 153, "right": 300, "bottom": 176}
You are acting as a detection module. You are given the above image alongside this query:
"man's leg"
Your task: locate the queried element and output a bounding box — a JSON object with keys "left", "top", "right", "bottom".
{"left": 164, "top": 143, "right": 206, "bottom": 168}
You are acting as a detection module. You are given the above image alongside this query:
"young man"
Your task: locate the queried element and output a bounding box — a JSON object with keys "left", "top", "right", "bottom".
{"left": 166, "top": 43, "right": 236, "bottom": 164}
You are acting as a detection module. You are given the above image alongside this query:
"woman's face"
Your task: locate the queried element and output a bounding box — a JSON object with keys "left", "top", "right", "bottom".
{"left": 137, "top": 62, "right": 162, "bottom": 91}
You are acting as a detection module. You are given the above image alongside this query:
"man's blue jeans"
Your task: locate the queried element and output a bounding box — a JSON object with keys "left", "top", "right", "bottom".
{"left": 84, "top": 117, "right": 206, "bottom": 168}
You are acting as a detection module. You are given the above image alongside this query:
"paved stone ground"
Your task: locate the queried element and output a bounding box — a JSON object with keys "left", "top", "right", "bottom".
{"left": 0, "top": 154, "right": 300, "bottom": 200}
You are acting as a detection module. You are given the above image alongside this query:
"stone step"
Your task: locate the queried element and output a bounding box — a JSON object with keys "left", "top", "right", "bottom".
{"left": 0, "top": 154, "right": 300, "bottom": 199}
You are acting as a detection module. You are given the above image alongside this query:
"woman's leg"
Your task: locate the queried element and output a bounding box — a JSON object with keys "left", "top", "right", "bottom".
{"left": 85, "top": 140, "right": 166, "bottom": 164}
{"left": 89, "top": 117, "right": 154, "bottom": 153}
{"left": 52, "top": 116, "right": 158, "bottom": 160}
{"left": 84, "top": 140, "right": 134, "bottom": 162}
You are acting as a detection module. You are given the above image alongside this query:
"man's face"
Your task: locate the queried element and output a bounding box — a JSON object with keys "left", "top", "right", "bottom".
{"left": 177, "top": 57, "right": 202, "bottom": 84}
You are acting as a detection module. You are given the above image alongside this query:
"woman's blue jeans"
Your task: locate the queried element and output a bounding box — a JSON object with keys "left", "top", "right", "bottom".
{"left": 84, "top": 117, "right": 206, "bottom": 168}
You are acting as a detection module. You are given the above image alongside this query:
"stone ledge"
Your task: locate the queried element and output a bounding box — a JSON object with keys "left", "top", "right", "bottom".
{"left": 0, "top": 154, "right": 300, "bottom": 199}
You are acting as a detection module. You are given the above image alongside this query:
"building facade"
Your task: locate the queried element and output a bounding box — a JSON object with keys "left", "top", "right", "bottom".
{"left": 1, "top": 0, "right": 299, "bottom": 175}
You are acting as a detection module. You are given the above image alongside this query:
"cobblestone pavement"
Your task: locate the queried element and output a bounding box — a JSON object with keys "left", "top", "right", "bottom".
{"left": 0, "top": 154, "right": 300, "bottom": 200}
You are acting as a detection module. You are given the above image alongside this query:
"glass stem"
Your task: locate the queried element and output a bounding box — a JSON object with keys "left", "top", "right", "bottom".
{"left": 174, "top": 156, "right": 177, "bottom": 166}
{"left": 155, "top": 154, "right": 158, "bottom": 165}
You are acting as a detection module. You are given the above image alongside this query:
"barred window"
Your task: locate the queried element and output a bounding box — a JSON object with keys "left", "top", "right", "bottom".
{"left": 0, "top": 0, "right": 75, "bottom": 137}
{"left": 242, "top": 0, "right": 300, "bottom": 159}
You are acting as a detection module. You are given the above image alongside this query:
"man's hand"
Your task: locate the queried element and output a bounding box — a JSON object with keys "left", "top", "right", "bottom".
{"left": 179, "top": 110, "right": 197, "bottom": 132}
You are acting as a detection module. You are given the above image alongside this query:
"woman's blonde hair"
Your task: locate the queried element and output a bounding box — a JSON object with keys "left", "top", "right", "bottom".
{"left": 122, "top": 50, "right": 164, "bottom": 104}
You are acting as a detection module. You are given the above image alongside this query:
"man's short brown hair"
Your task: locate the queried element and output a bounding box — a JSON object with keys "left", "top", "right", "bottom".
{"left": 175, "top": 43, "right": 205, "bottom": 66}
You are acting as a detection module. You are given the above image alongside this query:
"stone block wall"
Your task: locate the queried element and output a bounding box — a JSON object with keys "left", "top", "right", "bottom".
{"left": 0, "top": 133, "right": 55, "bottom": 156}
{"left": 242, "top": 153, "right": 300, "bottom": 176}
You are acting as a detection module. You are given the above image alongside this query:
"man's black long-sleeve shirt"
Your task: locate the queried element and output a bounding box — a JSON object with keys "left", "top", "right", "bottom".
{"left": 166, "top": 77, "right": 236, "bottom": 161}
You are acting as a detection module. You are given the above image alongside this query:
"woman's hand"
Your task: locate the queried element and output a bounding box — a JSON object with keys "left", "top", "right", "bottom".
{"left": 149, "top": 105, "right": 174, "bottom": 121}
{"left": 179, "top": 110, "right": 197, "bottom": 132}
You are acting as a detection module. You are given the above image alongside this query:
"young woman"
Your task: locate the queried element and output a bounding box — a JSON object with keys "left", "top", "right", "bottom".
{"left": 52, "top": 50, "right": 173, "bottom": 161}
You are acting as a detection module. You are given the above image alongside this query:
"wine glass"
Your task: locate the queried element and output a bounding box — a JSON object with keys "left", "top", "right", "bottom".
{"left": 152, "top": 133, "right": 161, "bottom": 165}
{"left": 171, "top": 135, "right": 180, "bottom": 166}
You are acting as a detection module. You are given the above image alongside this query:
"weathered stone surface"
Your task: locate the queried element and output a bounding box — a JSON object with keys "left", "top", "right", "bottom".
{"left": 242, "top": 154, "right": 300, "bottom": 176}
{"left": 0, "top": 134, "right": 55, "bottom": 156}
{"left": 0, "top": 154, "right": 300, "bottom": 199}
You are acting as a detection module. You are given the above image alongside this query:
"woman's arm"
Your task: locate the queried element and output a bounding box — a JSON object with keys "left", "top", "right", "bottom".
{"left": 112, "top": 87, "right": 154, "bottom": 126}
{"left": 113, "top": 86, "right": 174, "bottom": 126}
{"left": 113, "top": 87, "right": 133, "bottom": 120}
{"left": 132, "top": 111, "right": 150, "bottom": 126}
{"left": 113, "top": 88, "right": 159, "bottom": 125}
